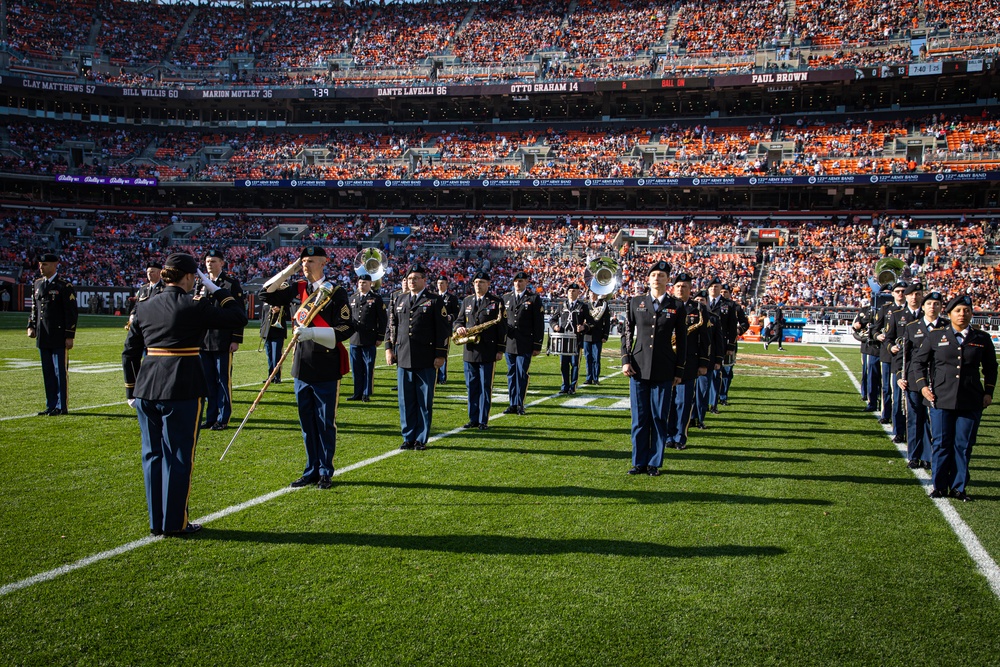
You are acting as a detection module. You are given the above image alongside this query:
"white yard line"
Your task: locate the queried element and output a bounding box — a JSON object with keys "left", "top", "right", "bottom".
{"left": 0, "top": 370, "right": 622, "bottom": 598}
{"left": 822, "top": 345, "right": 1000, "bottom": 600}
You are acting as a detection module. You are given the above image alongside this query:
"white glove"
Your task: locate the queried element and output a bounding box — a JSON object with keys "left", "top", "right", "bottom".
{"left": 127, "top": 398, "right": 136, "bottom": 408}
{"left": 295, "top": 326, "right": 315, "bottom": 342}
{"left": 264, "top": 258, "right": 302, "bottom": 292}
{"left": 196, "top": 269, "right": 220, "bottom": 294}
{"left": 295, "top": 326, "right": 337, "bottom": 349}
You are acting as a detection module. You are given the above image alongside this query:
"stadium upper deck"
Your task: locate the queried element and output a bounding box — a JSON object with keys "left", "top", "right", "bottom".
{"left": 2, "top": 0, "right": 999, "bottom": 87}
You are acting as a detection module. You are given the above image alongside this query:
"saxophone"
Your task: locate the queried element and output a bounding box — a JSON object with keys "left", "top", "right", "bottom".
{"left": 452, "top": 307, "right": 504, "bottom": 345}
{"left": 671, "top": 306, "right": 704, "bottom": 353}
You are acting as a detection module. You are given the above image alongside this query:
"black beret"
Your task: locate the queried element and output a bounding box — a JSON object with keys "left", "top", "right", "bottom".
{"left": 708, "top": 276, "right": 722, "bottom": 286}
{"left": 146, "top": 260, "right": 163, "bottom": 270}
{"left": 648, "top": 260, "right": 671, "bottom": 276}
{"left": 405, "top": 263, "right": 427, "bottom": 277}
{"left": 921, "top": 291, "right": 944, "bottom": 306}
{"left": 695, "top": 289, "right": 709, "bottom": 298}
{"left": 673, "top": 272, "right": 693, "bottom": 284}
{"left": 204, "top": 248, "right": 225, "bottom": 260}
{"left": 722, "top": 283, "right": 732, "bottom": 291}
{"left": 891, "top": 281, "right": 907, "bottom": 291}
{"left": 567, "top": 283, "right": 583, "bottom": 291}
{"left": 436, "top": 275, "right": 450, "bottom": 282}
{"left": 299, "top": 246, "right": 326, "bottom": 258}
{"left": 513, "top": 271, "right": 530, "bottom": 280}
{"left": 38, "top": 253, "right": 60, "bottom": 263}
{"left": 473, "top": 270, "right": 491, "bottom": 281}
{"left": 357, "top": 272, "right": 372, "bottom": 281}
{"left": 164, "top": 252, "right": 199, "bottom": 275}
{"left": 945, "top": 294, "right": 973, "bottom": 313}
{"left": 903, "top": 283, "right": 923, "bottom": 296}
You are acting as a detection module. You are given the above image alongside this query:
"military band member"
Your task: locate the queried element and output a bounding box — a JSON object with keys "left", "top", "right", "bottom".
{"left": 621, "top": 260, "right": 686, "bottom": 476}
{"left": 885, "top": 283, "right": 924, "bottom": 443}
{"left": 126, "top": 260, "right": 164, "bottom": 326}
{"left": 874, "top": 281, "right": 907, "bottom": 426}
{"left": 385, "top": 276, "right": 409, "bottom": 393}
{"left": 260, "top": 247, "right": 355, "bottom": 489}
{"left": 898, "top": 291, "right": 947, "bottom": 469}
{"left": 763, "top": 306, "right": 786, "bottom": 352}
{"left": 347, "top": 272, "right": 387, "bottom": 402}
{"left": 436, "top": 276, "right": 461, "bottom": 385}
{"left": 583, "top": 290, "right": 611, "bottom": 385}
{"left": 259, "top": 303, "right": 288, "bottom": 383}
{"left": 27, "top": 252, "right": 77, "bottom": 416}
{"left": 913, "top": 295, "right": 997, "bottom": 502}
{"left": 719, "top": 284, "right": 749, "bottom": 405}
{"left": 693, "top": 290, "right": 724, "bottom": 429}
{"left": 123, "top": 253, "right": 247, "bottom": 535}
{"left": 454, "top": 271, "right": 508, "bottom": 430}
{"left": 707, "top": 278, "right": 737, "bottom": 411}
{"left": 199, "top": 249, "right": 245, "bottom": 431}
{"left": 550, "top": 283, "right": 593, "bottom": 395}
{"left": 855, "top": 305, "right": 882, "bottom": 411}
{"left": 502, "top": 271, "right": 544, "bottom": 415}
{"left": 386, "top": 264, "right": 450, "bottom": 450}
{"left": 667, "top": 273, "right": 711, "bottom": 450}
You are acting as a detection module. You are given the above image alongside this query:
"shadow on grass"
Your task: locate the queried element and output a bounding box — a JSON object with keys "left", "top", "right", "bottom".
{"left": 205, "top": 529, "right": 787, "bottom": 558}
{"left": 438, "top": 444, "right": 810, "bottom": 465}
{"left": 703, "top": 444, "right": 900, "bottom": 459}
{"left": 335, "top": 480, "right": 832, "bottom": 506}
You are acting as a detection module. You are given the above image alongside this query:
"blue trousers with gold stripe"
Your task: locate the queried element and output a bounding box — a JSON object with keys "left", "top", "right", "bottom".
{"left": 39, "top": 345, "right": 69, "bottom": 412}
{"left": 294, "top": 378, "right": 340, "bottom": 478}
{"left": 201, "top": 350, "right": 233, "bottom": 425}
{"left": 399, "top": 367, "right": 436, "bottom": 445}
{"left": 629, "top": 377, "right": 671, "bottom": 468}
{"left": 464, "top": 360, "right": 495, "bottom": 425}
{"left": 136, "top": 397, "right": 202, "bottom": 533}
{"left": 668, "top": 379, "right": 696, "bottom": 446}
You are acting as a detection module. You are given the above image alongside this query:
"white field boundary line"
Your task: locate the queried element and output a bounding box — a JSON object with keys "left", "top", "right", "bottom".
{"left": 0, "top": 369, "right": 624, "bottom": 598}
{"left": 822, "top": 345, "right": 1000, "bottom": 600}
{"left": 0, "top": 350, "right": 467, "bottom": 422}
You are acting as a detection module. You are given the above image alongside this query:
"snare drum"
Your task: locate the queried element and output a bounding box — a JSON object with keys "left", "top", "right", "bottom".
{"left": 550, "top": 332, "right": 579, "bottom": 356}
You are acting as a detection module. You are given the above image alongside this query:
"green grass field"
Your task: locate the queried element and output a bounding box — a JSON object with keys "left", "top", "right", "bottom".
{"left": 1, "top": 313, "right": 999, "bottom": 666}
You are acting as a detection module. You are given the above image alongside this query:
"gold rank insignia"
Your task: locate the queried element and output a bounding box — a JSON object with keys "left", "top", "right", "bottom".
{"left": 341, "top": 305, "right": 350, "bottom": 319}
{"left": 441, "top": 305, "right": 448, "bottom": 317}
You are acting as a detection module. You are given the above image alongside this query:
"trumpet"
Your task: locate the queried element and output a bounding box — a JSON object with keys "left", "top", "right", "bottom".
{"left": 452, "top": 308, "right": 504, "bottom": 346}
{"left": 221, "top": 283, "right": 336, "bottom": 460}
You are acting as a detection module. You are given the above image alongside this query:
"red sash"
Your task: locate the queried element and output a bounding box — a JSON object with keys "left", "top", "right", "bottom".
{"left": 297, "top": 282, "right": 351, "bottom": 376}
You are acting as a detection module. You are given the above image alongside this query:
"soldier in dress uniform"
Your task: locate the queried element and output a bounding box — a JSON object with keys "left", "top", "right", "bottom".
{"left": 763, "top": 306, "right": 786, "bottom": 351}
{"left": 123, "top": 253, "right": 247, "bottom": 535}
{"left": 582, "top": 290, "right": 612, "bottom": 386}
{"left": 502, "top": 270, "right": 544, "bottom": 415}
{"left": 126, "top": 260, "right": 164, "bottom": 328}
{"left": 198, "top": 249, "right": 245, "bottom": 431}
{"left": 347, "top": 272, "right": 387, "bottom": 402}
{"left": 385, "top": 276, "right": 409, "bottom": 393}
{"left": 854, "top": 304, "right": 882, "bottom": 411}
{"left": 386, "top": 264, "right": 450, "bottom": 450}
{"left": 259, "top": 303, "right": 288, "bottom": 383}
{"left": 621, "top": 260, "right": 686, "bottom": 476}
{"left": 873, "top": 281, "right": 907, "bottom": 427}
{"left": 550, "top": 283, "right": 594, "bottom": 395}
{"left": 706, "top": 277, "right": 737, "bottom": 412}
{"left": 260, "top": 247, "right": 355, "bottom": 489}
{"left": 693, "top": 290, "right": 724, "bottom": 429}
{"left": 454, "top": 270, "right": 508, "bottom": 430}
{"left": 27, "top": 252, "right": 77, "bottom": 416}
{"left": 667, "top": 273, "right": 711, "bottom": 450}
{"left": 719, "top": 284, "right": 749, "bottom": 405}
{"left": 913, "top": 294, "right": 997, "bottom": 502}
{"left": 885, "top": 283, "right": 924, "bottom": 443}
{"left": 898, "top": 291, "right": 947, "bottom": 470}
{"left": 435, "top": 275, "right": 461, "bottom": 385}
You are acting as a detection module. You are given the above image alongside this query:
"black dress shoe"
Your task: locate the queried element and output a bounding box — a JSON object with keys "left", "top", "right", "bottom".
{"left": 878, "top": 417, "right": 891, "bottom": 424}
{"left": 906, "top": 459, "right": 921, "bottom": 469}
{"left": 517, "top": 407, "right": 527, "bottom": 415}
{"left": 361, "top": 396, "right": 370, "bottom": 402}
{"left": 929, "top": 488, "right": 945, "bottom": 499}
{"left": 647, "top": 466, "right": 661, "bottom": 476}
{"left": 462, "top": 422, "right": 479, "bottom": 429}
{"left": 48, "top": 409, "right": 67, "bottom": 416}
{"left": 558, "top": 390, "right": 569, "bottom": 395}
{"left": 346, "top": 395, "right": 361, "bottom": 401}
{"left": 200, "top": 421, "right": 216, "bottom": 430}
{"left": 569, "top": 389, "right": 576, "bottom": 395}
{"left": 164, "top": 523, "right": 202, "bottom": 537}
{"left": 38, "top": 409, "right": 54, "bottom": 416}
{"left": 892, "top": 434, "right": 906, "bottom": 444}
{"left": 317, "top": 475, "right": 333, "bottom": 490}
{"left": 478, "top": 423, "right": 489, "bottom": 430}
{"left": 863, "top": 406, "right": 877, "bottom": 412}
{"left": 627, "top": 465, "right": 647, "bottom": 475}
{"left": 414, "top": 442, "right": 427, "bottom": 451}
{"left": 399, "top": 441, "right": 415, "bottom": 450}
{"left": 673, "top": 442, "right": 688, "bottom": 450}
{"left": 150, "top": 528, "right": 163, "bottom": 536}
{"left": 952, "top": 491, "right": 972, "bottom": 502}
{"left": 720, "top": 399, "right": 728, "bottom": 406}
{"left": 709, "top": 407, "right": 719, "bottom": 414}
{"left": 502, "top": 406, "right": 516, "bottom": 414}
{"left": 290, "top": 475, "right": 319, "bottom": 488}
{"left": 210, "top": 422, "right": 228, "bottom": 431}
{"left": 921, "top": 460, "right": 932, "bottom": 470}
{"left": 697, "top": 422, "right": 707, "bottom": 430}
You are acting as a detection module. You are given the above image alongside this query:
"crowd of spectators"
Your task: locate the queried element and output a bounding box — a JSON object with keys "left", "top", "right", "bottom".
{"left": 559, "top": 0, "right": 669, "bottom": 60}
{"left": 790, "top": 0, "right": 920, "bottom": 47}
{"left": 5, "top": 0, "right": 95, "bottom": 58}
{"left": 172, "top": 5, "right": 278, "bottom": 68}
{"left": 925, "top": 0, "right": 1000, "bottom": 36}
{"left": 95, "top": 1, "right": 189, "bottom": 67}
{"left": 672, "top": 0, "right": 790, "bottom": 56}
{"left": 256, "top": 6, "right": 365, "bottom": 69}
{"left": 350, "top": 3, "right": 468, "bottom": 68}
{"left": 450, "top": 0, "right": 567, "bottom": 65}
